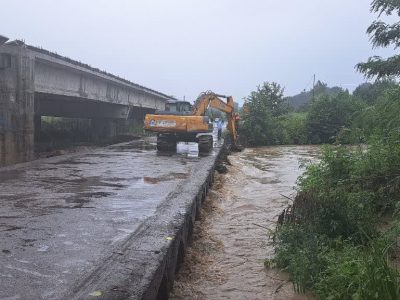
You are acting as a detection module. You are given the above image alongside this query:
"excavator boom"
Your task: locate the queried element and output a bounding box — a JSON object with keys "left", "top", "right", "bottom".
{"left": 192, "top": 94, "right": 233, "bottom": 116}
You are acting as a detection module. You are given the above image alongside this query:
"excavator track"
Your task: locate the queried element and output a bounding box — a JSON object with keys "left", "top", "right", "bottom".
{"left": 156, "top": 134, "right": 177, "bottom": 151}
{"left": 197, "top": 135, "right": 213, "bottom": 152}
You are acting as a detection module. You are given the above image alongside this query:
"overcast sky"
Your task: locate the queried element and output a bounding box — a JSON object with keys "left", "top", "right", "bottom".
{"left": 0, "top": 0, "right": 396, "bottom": 103}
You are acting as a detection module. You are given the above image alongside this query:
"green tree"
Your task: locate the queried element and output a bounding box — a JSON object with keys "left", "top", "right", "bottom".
{"left": 287, "top": 81, "right": 343, "bottom": 112}
{"left": 353, "top": 79, "right": 398, "bottom": 105}
{"left": 241, "top": 82, "right": 287, "bottom": 145}
{"left": 277, "top": 112, "right": 308, "bottom": 144}
{"left": 246, "top": 82, "right": 288, "bottom": 117}
{"left": 374, "top": 87, "right": 400, "bottom": 133}
{"left": 306, "top": 92, "right": 364, "bottom": 144}
{"left": 357, "top": 0, "right": 400, "bottom": 77}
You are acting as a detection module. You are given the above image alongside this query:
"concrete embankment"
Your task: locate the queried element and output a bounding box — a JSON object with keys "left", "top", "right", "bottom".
{"left": 0, "top": 138, "right": 224, "bottom": 300}
{"left": 67, "top": 146, "right": 225, "bottom": 300}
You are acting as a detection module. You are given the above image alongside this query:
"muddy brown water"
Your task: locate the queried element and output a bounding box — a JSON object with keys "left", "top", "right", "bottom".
{"left": 171, "top": 146, "right": 320, "bottom": 300}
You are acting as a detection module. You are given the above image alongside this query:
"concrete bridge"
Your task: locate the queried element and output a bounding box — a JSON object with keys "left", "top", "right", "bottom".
{"left": 0, "top": 35, "right": 174, "bottom": 166}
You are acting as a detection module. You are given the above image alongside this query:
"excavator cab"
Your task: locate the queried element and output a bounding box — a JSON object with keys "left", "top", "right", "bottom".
{"left": 165, "top": 101, "right": 191, "bottom": 113}
{"left": 155, "top": 101, "right": 192, "bottom": 116}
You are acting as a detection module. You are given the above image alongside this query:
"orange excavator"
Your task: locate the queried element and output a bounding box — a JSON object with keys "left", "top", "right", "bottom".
{"left": 144, "top": 91, "right": 241, "bottom": 152}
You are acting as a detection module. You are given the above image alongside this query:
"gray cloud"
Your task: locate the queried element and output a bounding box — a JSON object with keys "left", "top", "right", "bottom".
{"left": 0, "top": 0, "right": 395, "bottom": 103}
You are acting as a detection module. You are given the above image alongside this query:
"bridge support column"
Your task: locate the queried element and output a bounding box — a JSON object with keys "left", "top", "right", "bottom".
{"left": 90, "top": 119, "right": 117, "bottom": 143}
{"left": 0, "top": 47, "right": 35, "bottom": 166}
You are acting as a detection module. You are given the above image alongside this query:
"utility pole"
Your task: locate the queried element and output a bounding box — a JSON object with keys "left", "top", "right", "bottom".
{"left": 312, "top": 74, "right": 316, "bottom": 101}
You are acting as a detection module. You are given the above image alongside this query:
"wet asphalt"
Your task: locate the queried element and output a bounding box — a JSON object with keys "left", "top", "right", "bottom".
{"left": 0, "top": 137, "right": 219, "bottom": 299}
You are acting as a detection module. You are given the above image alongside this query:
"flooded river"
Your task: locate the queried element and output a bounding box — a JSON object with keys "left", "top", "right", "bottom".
{"left": 171, "top": 146, "right": 319, "bottom": 300}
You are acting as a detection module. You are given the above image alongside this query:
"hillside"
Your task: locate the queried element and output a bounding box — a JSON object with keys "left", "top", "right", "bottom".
{"left": 287, "top": 81, "right": 343, "bottom": 109}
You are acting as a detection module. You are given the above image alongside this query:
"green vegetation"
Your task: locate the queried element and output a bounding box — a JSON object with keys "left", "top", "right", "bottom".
{"left": 353, "top": 80, "right": 398, "bottom": 105}
{"left": 270, "top": 88, "right": 400, "bottom": 299}
{"left": 39, "top": 117, "right": 146, "bottom": 148}
{"left": 251, "top": 1, "right": 400, "bottom": 298}
{"left": 356, "top": 0, "right": 400, "bottom": 78}
{"left": 241, "top": 82, "right": 368, "bottom": 146}
{"left": 276, "top": 112, "right": 308, "bottom": 145}
{"left": 241, "top": 82, "right": 289, "bottom": 145}
{"left": 272, "top": 124, "right": 400, "bottom": 298}
{"left": 40, "top": 116, "right": 92, "bottom": 143}
{"left": 287, "top": 80, "right": 343, "bottom": 111}
{"left": 306, "top": 91, "right": 364, "bottom": 144}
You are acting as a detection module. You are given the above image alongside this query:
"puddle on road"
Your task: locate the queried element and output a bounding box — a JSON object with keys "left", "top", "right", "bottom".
{"left": 51, "top": 159, "right": 95, "bottom": 165}
{"left": 144, "top": 172, "right": 188, "bottom": 184}
{"left": 66, "top": 191, "right": 114, "bottom": 203}
{"left": 110, "top": 140, "right": 157, "bottom": 151}
{"left": 171, "top": 146, "right": 319, "bottom": 300}
{"left": 37, "top": 171, "right": 189, "bottom": 209}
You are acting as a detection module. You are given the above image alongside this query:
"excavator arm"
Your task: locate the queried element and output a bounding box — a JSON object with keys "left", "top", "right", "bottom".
{"left": 192, "top": 93, "right": 239, "bottom": 147}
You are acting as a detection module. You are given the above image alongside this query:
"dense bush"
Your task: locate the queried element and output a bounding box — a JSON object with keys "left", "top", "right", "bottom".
{"left": 305, "top": 92, "right": 365, "bottom": 144}
{"left": 40, "top": 117, "right": 92, "bottom": 143}
{"left": 276, "top": 112, "right": 308, "bottom": 144}
{"left": 353, "top": 79, "right": 398, "bottom": 105}
{"left": 315, "top": 234, "right": 400, "bottom": 300}
{"left": 272, "top": 133, "right": 400, "bottom": 298}
{"left": 351, "top": 86, "right": 400, "bottom": 140}
{"left": 274, "top": 221, "right": 400, "bottom": 299}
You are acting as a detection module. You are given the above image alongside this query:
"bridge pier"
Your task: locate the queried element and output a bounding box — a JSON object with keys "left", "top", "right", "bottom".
{"left": 0, "top": 47, "right": 35, "bottom": 166}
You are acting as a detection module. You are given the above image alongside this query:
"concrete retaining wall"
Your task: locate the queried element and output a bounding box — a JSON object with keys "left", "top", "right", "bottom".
{"left": 65, "top": 146, "right": 225, "bottom": 300}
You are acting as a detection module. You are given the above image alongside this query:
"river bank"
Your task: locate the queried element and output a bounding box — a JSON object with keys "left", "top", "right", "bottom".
{"left": 171, "top": 146, "right": 319, "bottom": 299}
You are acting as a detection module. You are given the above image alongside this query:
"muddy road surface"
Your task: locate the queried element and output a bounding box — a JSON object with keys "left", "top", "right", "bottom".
{"left": 171, "top": 146, "right": 319, "bottom": 300}
{"left": 0, "top": 138, "right": 221, "bottom": 299}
